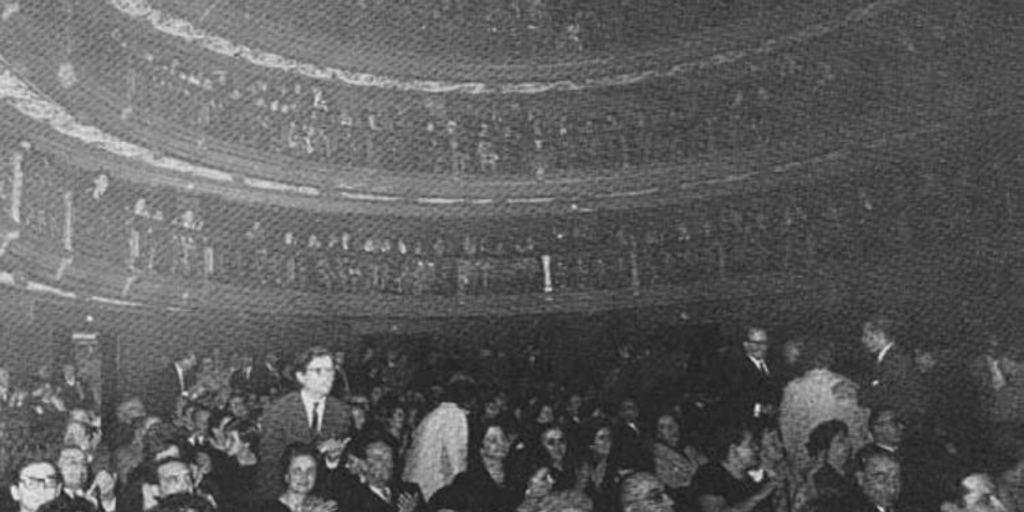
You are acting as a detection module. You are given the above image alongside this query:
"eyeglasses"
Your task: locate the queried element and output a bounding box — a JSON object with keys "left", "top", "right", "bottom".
{"left": 19, "top": 476, "right": 59, "bottom": 491}
{"left": 305, "top": 367, "right": 335, "bottom": 376}
{"left": 544, "top": 437, "right": 566, "bottom": 446}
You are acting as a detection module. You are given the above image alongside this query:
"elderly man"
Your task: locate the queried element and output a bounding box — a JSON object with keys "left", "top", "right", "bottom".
{"left": 8, "top": 459, "right": 62, "bottom": 512}
{"left": 256, "top": 346, "right": 352, "bottom": 499}
{"left": 331, "top": 432, "right": 425, "bottom": 512}
{"left": 825, "top": 449, "right": 902, "bottom": 512}
{"left": 721, "top": 327, "right": 782, "bottom": 425}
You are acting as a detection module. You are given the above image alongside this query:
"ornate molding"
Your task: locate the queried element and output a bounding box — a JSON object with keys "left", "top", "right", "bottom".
{"left": 108, "top": 0, "right": 907, "bottom": 93}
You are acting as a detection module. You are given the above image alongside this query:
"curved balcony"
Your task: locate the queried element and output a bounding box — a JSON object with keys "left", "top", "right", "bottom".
{"left": 0, "top": 125, "right": 1017, "bottom": 317}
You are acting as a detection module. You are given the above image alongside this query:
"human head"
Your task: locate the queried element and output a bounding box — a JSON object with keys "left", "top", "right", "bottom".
{"left": 281, "top": 444, "right": 319, "bottom": 497}
{"left": 709, "top": 423, "right": 759, "bottom": 470}
{"left": 525, "top": 466, "right": 555, "bottom": 501}
{"left": 655, "top": 413, "right": 680, "bottom": 447}
{"left": 862, "top": 316, "right": 896, "bottom": 354}
{"left": 539, "top": 425, "right": 568, "bottom": 464}
{"left": 618, "top": 398, "right": 639, "bottom": 424}
{"left": 620, "top": 472, "right": 674, "bottom": 512}
{"left": 743, "top": 327, "right": 770, "bottom": 361}
{"left": 855, "top": 450, "right": 901, "bottom": 509}
{"left": 806, "top": 420, "right": 850, "bottom": 463}
{"left": 227, "top": 393, "right": 248, "bottom": 420}
{"left": 117, "top": 397, "right": 147, "bottom": 425}
{"left": 147, "top": 457, "right": 194, "bottom": 499}
{"left": 223, "top": 418, "right": 259, "bottom": 458}
{"left": 959, "top": 473, "right": 1006, "bottom": 511}
{"left": 869, "top": 408, "right": 904, "bottom": 448}
{"left": 349, "top": 434, "right": 397, "bottom": 488}
{"left": 294, "top": 346, "right": 335, "bottom": 399}
{"left": 584, "top": 418, "right": 614, "bottom": 460}
{"left": 9, "top": 460, "right": 62, "bottom": 512}
{"left": 477, "top": 422, "right": 511, "bottom": 463}
{"left": 177, "top": 351, "right": 197, "bottom": 371}
{"left": 56, "top": 446, "right": 89, "bottom": 491}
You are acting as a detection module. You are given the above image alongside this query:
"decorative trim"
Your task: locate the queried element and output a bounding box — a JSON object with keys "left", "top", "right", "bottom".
{"left": 108, "top": 0, "right": 906, "bottom": 94}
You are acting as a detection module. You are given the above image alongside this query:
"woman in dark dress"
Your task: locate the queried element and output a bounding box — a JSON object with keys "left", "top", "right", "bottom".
{"left": 794, "top": 420, "right": 856, "bottom": 512}
{"left": 260, "top": 443, "right": 338, "bottom": 512}
{"left": 428, "top": 420, "right": 522, "bottom": 512}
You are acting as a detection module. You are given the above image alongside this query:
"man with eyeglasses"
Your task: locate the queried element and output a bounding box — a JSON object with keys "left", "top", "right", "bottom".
{"left": 8, "top": 459, "right": 62, "bottom": 512}
{"left": 257, "top": 346, "right": 353, "bottom": 500}
{"left": 721, "top": 327, "right": 782, "bottom": 426}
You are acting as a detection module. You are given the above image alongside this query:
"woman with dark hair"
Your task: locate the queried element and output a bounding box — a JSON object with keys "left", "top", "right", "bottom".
{"left": 793, "top": 420, "right": 855, "bottom": 511}
{"left": 260, "top": 443, "right": 337, "bottom": 512}
{"left": 691, "top": 423, "right": 781, "bottom": 512}
{"left": 427, "top": 420, "right": 521, "bottom": 512}
{"left": 577, "top": 418, "right": 623, "bottom": 512}
{"left": 778, "top": 337, "right": 869, "bottom": 478}
{"left": 650, "top": 411, "right": 706, "bottom": 509}
{"left": 521, "top": 424, "right": 578, "bottom": 493}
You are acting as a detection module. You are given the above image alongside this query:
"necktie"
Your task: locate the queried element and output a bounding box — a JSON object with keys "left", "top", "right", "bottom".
{"left": 758, "top": 360, "right": 769, "bottom": 376}
{"left": 378, "top": 486, "right": 391, "bottom": 503}
{"left": 310, "top": 402, "right": 320, "bottom": 434}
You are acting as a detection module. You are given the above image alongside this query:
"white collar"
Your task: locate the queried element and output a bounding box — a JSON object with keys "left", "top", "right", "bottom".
{"left": 300, "top": 390, "right": 325, "bottom": 407}
{"left": 747, "top": 355, "right": 767, "bottom": 369}
{"left": 877, "top": 343, "right": 895, "bottom": 363}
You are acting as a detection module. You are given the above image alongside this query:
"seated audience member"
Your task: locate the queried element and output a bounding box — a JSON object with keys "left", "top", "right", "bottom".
{"left": 857, "top": 408, "right": 903, "bottom": 460}
{"left": 428, "top": 420, "right": 520, "bottom": 512}
{"left": 260, "top": 444, "right": 337, "bottom": 512}
{"left": 517, "top": 467, "right": 557, "bottom": 512}
{"left": 54, "top": 445, "right": 116, "bottom": 512}
{"left": 7, "top": 459, "right": 63, "bottom": 512}
{"left": 115, "top": 416, "right": 163, "bottom": 485}
{"left": 577, "top": 418, "right": 625, "bottom": 512}
{"left": 111, "top": 398, "right": 148, "bottom": 450}
{"left": 820, "top": 449, "right": 901, "bottom": 512}
{"left": 332, "top": 431, "right": 425, "bottom": 512}
{"left": 613, "top": 398, "right": 651, "bottom": 472}
{"left": 650, "top": 411, "right": 706, "bottom": 509}
{"left": 691, "top": 423, "right": 780, "bottom": 512}
{"left": 209, "top": 418, "right": 259, "bottom": 512}
{"left": 795, "top": 420, "right": 856, "bottom": 511}
{"left": 521, "top": 424, "right": 579, "bottom": 493}
{"left": 37, "top": 498, "right": 96, "bottom": 512}
{"left": 940, "top": 473, "right": 1008, "bottom": 512}
{"left": 756, "top": 427, "right": 794, "bottom": 512}
{"left": 619, "top": 472, "right": 675, "bottom": 512}
{"left": 141, "top": 457, "right": 216, "bottom": 511}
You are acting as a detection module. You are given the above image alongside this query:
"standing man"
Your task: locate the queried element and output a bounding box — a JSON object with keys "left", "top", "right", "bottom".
{"left": 256, "top": 346, "right": 352, "bottom": 500}
{"left": 721, "top": 327, "right": 782, "bottom": 426}
{"left": 859, "top": 316, "right": 926, "bottom": 433}
{"left": 145, "top": 351, "right": 197, "bottom": 421}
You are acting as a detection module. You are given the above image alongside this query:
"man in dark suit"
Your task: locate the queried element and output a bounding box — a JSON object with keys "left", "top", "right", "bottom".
{"left": 858, "top": 316, "right": 926, "bottom": 432}
{"left": 823, "top": 449, "right": 902, "bottom": 512}
{"left": 256, "top": 345, "right": 352, "bottom": 500}
{"left": 329, "top": 432, "right": 425, "bottom": 512}
{"left": 228, "top": 352, "right": 255, "bottom": 393}
{"left": 249, "top": 351, "right": 282, "bottom": 397}
{"left": 720, "top": 327, "right": 782, "bottom": 426}
{"left": 145, "top": 350, "right": 197, "bottom": 421}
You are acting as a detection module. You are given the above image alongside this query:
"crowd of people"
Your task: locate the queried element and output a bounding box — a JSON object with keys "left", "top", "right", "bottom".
{"left": 14, "top": 140, "right": 971, "bottom": 299}
{"left": 75, "top": 22, "right": 862, "bottom": 180}
{"left": 1, "top": 314, "right": 1023, "bottom": 512}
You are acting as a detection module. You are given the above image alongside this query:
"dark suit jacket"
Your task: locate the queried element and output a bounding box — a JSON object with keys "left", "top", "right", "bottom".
{"left": 229, "top": 366, "right": 255, "bottom": 393}
{"left": 859, "top": 345, "right": 926, "bottom": 426}
{"left": 145, "top": 363, "right": 193, "bottom": 420}
{"left": 334, "top": 477, "right": 426, "bottom": 512}
{"left": 720, "top": 353, "right": 782, "bottom": 424}
{"left": 256, "top": 391, "right": 352, "bottom": 499}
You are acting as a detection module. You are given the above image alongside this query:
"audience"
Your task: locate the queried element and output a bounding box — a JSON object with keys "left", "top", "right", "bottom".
{"left": 3, "top": 312, "right": 1024, "bottom": 512}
